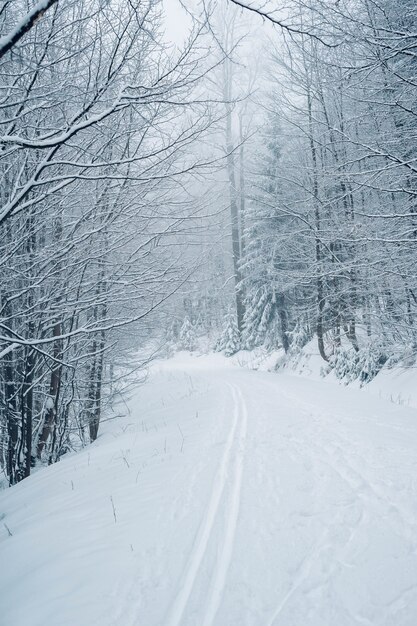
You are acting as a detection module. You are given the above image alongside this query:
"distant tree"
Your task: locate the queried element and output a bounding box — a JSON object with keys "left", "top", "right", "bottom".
{"left": 216, "top": 312, "right": 241, "bottom": 356}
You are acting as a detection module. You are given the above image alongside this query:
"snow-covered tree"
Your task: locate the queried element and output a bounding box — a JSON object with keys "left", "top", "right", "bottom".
{"left": 0, "top": 0, "right": 220, "bottom": 484}
{"left": 178, "top": 318, "right": 197, "bottom": 352}
{"left": 216, "top": 313, "right": 241, "bottom": 356}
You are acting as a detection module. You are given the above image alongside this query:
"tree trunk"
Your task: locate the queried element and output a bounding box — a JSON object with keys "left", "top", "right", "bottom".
{"left": 37, "top": 321, "right": 62, "bottom": 458}
{"left": 223, "top": 47, "right": 244, "bottom": 332}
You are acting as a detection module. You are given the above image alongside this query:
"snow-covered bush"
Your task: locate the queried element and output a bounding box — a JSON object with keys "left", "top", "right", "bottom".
{"left": 358, "top": 346, "right": 387, "bottom": 384}
{"left": 288, "top": 322, "right": 310, "bottom": 353}
{"left": 331, "top": 348, "right": 361, "bottom": 383}
{"left": 331, "top": 344, "right": 388, "bottom": 385}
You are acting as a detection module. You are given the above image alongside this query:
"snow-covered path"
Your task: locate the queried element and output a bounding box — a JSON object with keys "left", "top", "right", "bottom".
{"left": 2, "top": 354, "right": 417, "bottom": 626}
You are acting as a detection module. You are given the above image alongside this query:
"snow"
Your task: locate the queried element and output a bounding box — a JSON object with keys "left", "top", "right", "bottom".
{"left": 0, "top": 0, "right": 55, "bottom": 55}
{"left": 366, "top": 366, "right": 417, "bottom": 409}
{"left": 2, "top": 353, "right": 417, "bottom": 625}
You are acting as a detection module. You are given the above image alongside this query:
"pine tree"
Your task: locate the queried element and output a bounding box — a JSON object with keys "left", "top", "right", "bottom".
{"left": 240, "top": 114, "right": 298, "bottom": 352}
{"left": 215, "top": 313, "right": 241, "bottom": 356}
{"left": 178, "top": 317, "right": 197, "bottom": 352}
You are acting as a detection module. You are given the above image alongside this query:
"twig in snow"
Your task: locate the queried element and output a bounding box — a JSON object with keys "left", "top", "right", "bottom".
{"left": 4, "top": 523, "right": 13, "bottom": 537}
{"left": 110, "top": 496, "right": 117, "bottom": 523}
{"left": 178, "top": 424, "right": 185, "bottom": 453}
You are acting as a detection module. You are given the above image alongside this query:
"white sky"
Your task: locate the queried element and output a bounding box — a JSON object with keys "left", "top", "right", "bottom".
{"left": 162, "top": 0, "right": 193, "bottom": 46}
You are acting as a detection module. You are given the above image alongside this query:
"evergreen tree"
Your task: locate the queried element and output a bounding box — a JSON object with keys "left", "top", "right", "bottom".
{"left": 241, "top": 115, "right": 299, "bottom": 352}
{"left": 215, "top": 313, "right": 241, "bottom": 356}
{"left": 178, "top": 317, "right": 197, "bottom": 352}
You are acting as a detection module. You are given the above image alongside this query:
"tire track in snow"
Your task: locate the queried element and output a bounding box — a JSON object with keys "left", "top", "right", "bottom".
{"left": 165, "top": 383, "right": 243, "bottom": 626}
{"left": 202, "top": 384, "right": 248, "bottom": 626}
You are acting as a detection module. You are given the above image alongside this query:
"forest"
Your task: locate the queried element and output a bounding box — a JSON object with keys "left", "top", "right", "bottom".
{"left": 1, "top": 0, "right": 416, "bottom": 487}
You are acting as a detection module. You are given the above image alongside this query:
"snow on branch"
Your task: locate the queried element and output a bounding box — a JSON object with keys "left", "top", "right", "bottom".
{"left": 0, "top": 0, "right": 58, "bottom": 59}
{"left": 228, "top": 0, "right": 338, "bottom": 46}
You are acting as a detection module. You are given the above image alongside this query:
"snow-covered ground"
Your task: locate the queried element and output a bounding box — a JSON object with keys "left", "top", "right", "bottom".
{"left": 2, "top": 353, "right": 417, "bottom": 626}
{"left": 229, "top": 340, "right": 417, "bottom": 410}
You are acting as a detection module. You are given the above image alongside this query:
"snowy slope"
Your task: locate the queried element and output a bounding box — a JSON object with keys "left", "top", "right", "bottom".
{"left": 231, "top": 341, "right": 417, "bottom": 410}
{"left": 1, "top": 354, "right": 417, "bottom": 626}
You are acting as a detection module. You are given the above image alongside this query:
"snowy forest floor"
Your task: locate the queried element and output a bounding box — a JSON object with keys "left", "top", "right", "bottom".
{"left": 2, "top": 353, "right": 417, "bottom": 626}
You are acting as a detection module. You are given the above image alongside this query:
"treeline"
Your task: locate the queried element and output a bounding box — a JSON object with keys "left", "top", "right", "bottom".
{"left": 0, "top": 0, "right": 215, "bottom": 485}
{"left": 214, "top": 0, "right": 417, "bottom": 378}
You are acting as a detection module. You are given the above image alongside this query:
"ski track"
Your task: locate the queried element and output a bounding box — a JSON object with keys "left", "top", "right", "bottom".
{"left": 202, "top": 384, "right": 248, "bottom": 626}
{"left": 4, "top": 359, "right": 417, "bottom": 626}
{"left": 166, "top": 382, "right": 247, "bottom": 626}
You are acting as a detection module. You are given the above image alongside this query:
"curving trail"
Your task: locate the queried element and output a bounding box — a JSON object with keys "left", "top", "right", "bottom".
{"left": 2, "top": 354, "right": 417, "bottom": 626}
